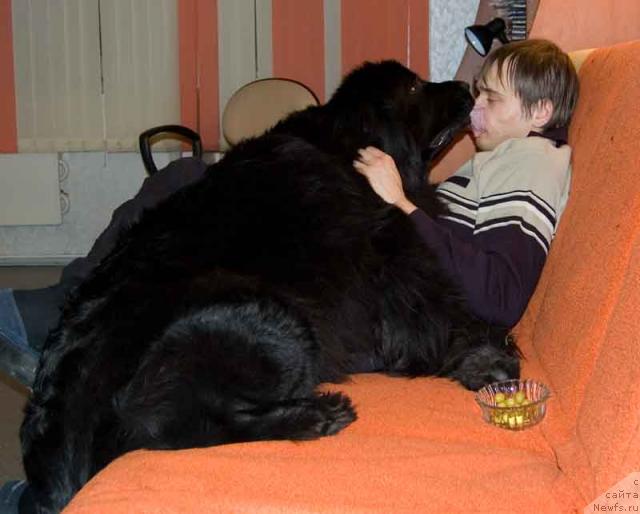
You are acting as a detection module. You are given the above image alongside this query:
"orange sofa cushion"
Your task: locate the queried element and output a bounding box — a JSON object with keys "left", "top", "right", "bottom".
{"left": 65, "top": 373, "right": 584, "bottom": 514}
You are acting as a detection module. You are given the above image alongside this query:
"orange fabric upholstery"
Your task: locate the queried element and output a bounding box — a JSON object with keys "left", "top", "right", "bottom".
{"left": 512, "top": 40, "right": 640, "bottom": 504}
{"left": 63, "top": 40, "right": 640, "bottom": 513}
{"left": 572, "top": 48, "right": 640, "bottom": 488}
{"left": 65, "top": 375, "right": 583, "bottom": 514}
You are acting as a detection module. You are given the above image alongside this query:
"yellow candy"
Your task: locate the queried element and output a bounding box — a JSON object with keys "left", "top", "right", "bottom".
{"left": 490, "top": 390, "right": 534, "bottom": 429}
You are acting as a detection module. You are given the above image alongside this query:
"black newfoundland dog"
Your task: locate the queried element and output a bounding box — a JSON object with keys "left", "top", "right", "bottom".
{"left": 21, "top": 61, "right": 520, "bottom": 513}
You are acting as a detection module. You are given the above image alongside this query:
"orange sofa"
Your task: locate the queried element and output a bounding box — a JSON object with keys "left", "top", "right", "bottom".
{"left": 63, "top": 40, "right": 640, "bottom": 514}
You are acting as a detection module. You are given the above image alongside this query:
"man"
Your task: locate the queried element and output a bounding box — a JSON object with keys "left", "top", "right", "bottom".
{"left": 354, "top": 39, "right": 579, "bottom": 328}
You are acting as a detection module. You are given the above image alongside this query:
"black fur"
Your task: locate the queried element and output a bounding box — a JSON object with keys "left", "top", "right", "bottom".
{"left": 21, "top": 61, "right": 520, "bottom": 513}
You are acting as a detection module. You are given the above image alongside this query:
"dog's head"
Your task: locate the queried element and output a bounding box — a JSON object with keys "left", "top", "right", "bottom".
{"left": 326, "top": 60, "right": 474, "bottom": 190}
{"left": 439, "top": 330, "right": 522, "bottom": 391}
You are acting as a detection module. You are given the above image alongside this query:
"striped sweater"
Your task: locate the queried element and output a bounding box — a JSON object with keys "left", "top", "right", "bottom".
{"left": 411, "top": 129, "right": 572, "bottom": 328}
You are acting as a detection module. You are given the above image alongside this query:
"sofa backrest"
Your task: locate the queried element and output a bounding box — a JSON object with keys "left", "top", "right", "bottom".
{"left": 515, "top": 39, "right": 640, "bottom": 496}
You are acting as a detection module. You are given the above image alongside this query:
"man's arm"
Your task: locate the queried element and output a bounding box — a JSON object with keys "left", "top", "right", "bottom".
{"left": 354, "top": 144, "right": 570, "bottom": 328}
{"left": 353, "top": 147, "right": 418, "bottom": 214}
{"left": 409, "top": 210, "right": 546, "bottom": 327}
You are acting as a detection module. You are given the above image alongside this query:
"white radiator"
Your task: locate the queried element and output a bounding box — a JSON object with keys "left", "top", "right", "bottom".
{"left": 0, "top": 154, "right": 61, "bottom": 226}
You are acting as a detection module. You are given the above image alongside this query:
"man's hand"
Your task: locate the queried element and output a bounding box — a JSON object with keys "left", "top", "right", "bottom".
{"left": 353, "top": 146, "right": 417, "bottom": 214}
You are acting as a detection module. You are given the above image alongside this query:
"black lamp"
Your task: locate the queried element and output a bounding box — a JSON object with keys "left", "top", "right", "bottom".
{"left": 464, "top": 17, "right": 510, "bottom": 56}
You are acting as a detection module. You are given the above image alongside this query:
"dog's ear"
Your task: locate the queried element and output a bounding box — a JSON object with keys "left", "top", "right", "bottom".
{"left": 325, "top": 62, "right": 390, "bottom": 153}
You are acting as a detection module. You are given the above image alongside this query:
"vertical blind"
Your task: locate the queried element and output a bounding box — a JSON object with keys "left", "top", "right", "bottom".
{"left": 12, "top": 0, "right": 180, "bottom": 152}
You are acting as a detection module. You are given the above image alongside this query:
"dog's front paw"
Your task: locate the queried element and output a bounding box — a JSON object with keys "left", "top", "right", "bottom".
{"left": 315, "top": 392, "right": 357, "bottom": 436}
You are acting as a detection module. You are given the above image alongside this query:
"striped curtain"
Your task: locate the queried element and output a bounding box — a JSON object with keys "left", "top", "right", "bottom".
{"left": 1, "top": 0, "right": 429, "bottom": 153}
{"left": 12, "top": 0, "right": 103, "bottom": 152}
{"left": 184, "top": 0, "right": 429, "bottom": 150}
{"left": 10, "top": 0, "right": 180, "bottom": 152}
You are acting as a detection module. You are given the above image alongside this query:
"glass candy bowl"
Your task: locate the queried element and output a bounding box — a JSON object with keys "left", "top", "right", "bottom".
{"left": 475, "top": 379, "right": 550, "bottom": 431}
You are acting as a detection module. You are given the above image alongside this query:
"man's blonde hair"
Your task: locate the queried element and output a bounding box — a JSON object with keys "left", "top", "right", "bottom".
{"left": 477, "top": 39, "right": 579, "bottom": 129}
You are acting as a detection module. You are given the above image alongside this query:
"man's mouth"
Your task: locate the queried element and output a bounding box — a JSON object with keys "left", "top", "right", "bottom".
{"left": 470, "top": 125, "right": 486, "bottom": 137}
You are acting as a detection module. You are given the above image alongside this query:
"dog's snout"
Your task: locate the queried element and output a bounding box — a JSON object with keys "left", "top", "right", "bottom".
{"left": 489, "top": 369, "right": 509, "bottom": 383}
{"left": 455, "top": 80, "right": 471, "bottom": 93}
{"left": 446, "top": 80, "right": 474, "bottom": 111}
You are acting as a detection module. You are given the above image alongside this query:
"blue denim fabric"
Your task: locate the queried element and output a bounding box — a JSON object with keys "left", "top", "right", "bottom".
{"left": 0, "top": 289, "right": 32, "bottom": 356}
{"left": 0, "top": 480, "right": 27, "bottom": 514}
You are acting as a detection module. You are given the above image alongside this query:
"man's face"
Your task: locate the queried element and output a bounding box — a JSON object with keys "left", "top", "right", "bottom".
{"left": 470, "top": 60, "right": 537, "bottom": 151}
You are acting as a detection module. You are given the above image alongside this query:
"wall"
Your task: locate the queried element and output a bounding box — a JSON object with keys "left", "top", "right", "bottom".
{"left": 530, "top": 0, "right": 640, "bottom": 50}
{"left": 429, "top": 0, "right": 479, "bottom": 82}
{"left": 0, "top": 152, "right": 177, "bottom": 265}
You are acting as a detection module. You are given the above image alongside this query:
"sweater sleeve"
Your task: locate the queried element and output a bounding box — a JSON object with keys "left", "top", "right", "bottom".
{"left": 409, "top": 209, "right": 546, "bottom": 328}
{"left": 409, "top": 141, "right": 571, "bottom": 328}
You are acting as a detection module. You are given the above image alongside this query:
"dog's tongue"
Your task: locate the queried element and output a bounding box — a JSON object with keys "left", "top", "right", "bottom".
{"left": 470, "top": 107, "right": 486, "bottom": 136}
